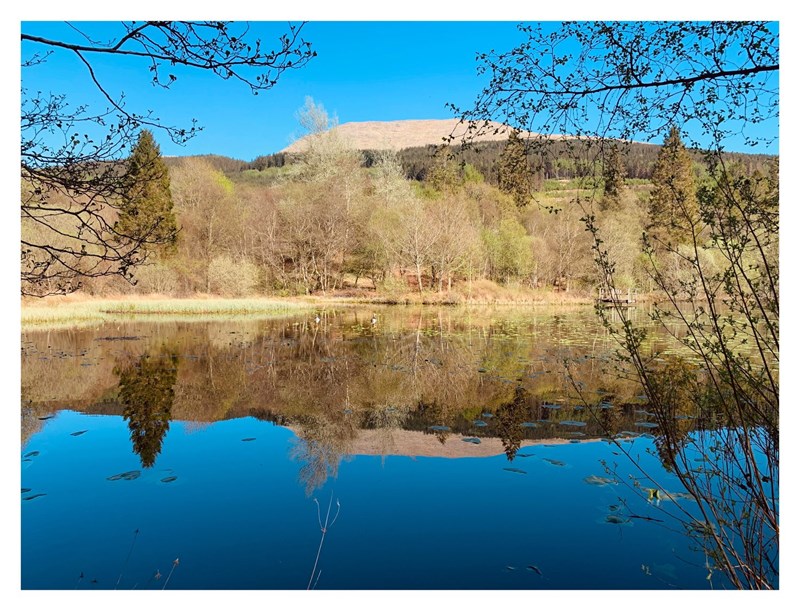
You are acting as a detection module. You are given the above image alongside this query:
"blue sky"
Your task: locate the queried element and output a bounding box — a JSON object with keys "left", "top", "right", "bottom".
{"left": 21, "top": 21, "right": 533, "bottom": 160}
{"left": 20, "top": 20, "right": 780, "bottom": 161}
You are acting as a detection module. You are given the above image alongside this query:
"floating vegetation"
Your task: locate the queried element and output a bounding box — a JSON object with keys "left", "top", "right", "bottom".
{"left": 481, "top": 412, "right": 494, "bottom": 419}
{"left": 38, "top": 415, "right": 54, "bottom": 420}
{"left": 609, "top": 504, "right": 620, "bottom": 512}
{"left": 503, "top": 467, "right": 527, "bottom": 475}
{"left": 505, "top": 566, "right": 517, "bottom": 571}
{"left": 107, "top": 470, "right": 141, "bottom": 481}
{"left": 543, "top": 458, "right": 566, "bottom": 467}
{"left": 527, "top": 565, "right": 543, "bottom": 576}
{"left": 559, "top": 420, "right": 586, "bottom": 427}
{"left": 542, "top": 403, "right": 561, "bottom": 410}
{"left": 604, "top": 514, "right": 631, "bottom": 525}
{"left": 516, "top": 453, "right": 535, "bottom": 458}
{"left": 161, "top": 476, "right": 178, "bottom": 483}
{"left": 70, "top": 430, "right": 88, "bottom": 436}
{"left": 473, "top": 420, "right": 488, "bottom": 427}
{"left": 462, "top": 437, "right": 481, "bottom": 444}
{"left": 635, "top": 422, "right": 659, "bottom": 429}
{"left": 567, "top": 432, "right": 586, "bottom": 437}
{"left": 583, "top": 475, "right": 616, "bottom": 486}
{"left": 23, "top": 493, "right": 47, "bottom": 501}
{"left": 597, "top": 401, "right": 613, "bottom": 409}
{"left": 665, "top": 491, "right": 695, "bottom": 502}
{"left": 645, "top": 488, "right": 661, "bottom": 502}
{"left": 569, "top": 439, "right": 581, "bottom": 444}
{"left": 428, "top": 425, "right": 450, "bottom": 432}
{"left": 241, "top": 438, "right": 256, "bottom": 442}
{"left": 521, "top": 422, "right": 538, "bottom": 428}
{"left": 23, "top": 451, "right": 39, "bottom": 458}
{"left": 21, "top": 488, "right": 31, "bottom": 493}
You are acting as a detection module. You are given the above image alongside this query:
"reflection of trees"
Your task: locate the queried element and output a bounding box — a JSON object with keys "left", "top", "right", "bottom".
{"left": 116, "top": 349, "right": 178, "bottom": 468}
{"left": 290, "top": 415, "right": 358, "bottom": 495}
{"left": 494, "top": 386, "right": 530, "bottom": 461}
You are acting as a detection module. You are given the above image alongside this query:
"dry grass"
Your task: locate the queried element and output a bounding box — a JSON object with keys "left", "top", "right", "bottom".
{"left": 281, "top": 119, "right": 523, "bottom": 153}
{"left": 312, "top": 280, "right": 596, "bottom": 306}
{"left": 21, "top": 294, "right": 313, "bottom": 329}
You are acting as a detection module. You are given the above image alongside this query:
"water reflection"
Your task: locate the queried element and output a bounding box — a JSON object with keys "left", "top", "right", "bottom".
{"left": 116, "top": 349, "right": 178, "bottom": 468}
{"left": 22, "top": 307, "right": 697, "bottom": 491}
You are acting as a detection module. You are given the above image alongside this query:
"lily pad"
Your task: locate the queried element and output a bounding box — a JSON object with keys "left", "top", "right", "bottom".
{"left": 583, "top": 475, "right": 616, "bottom": 486}
{"left": 70, "top": 430, "right": 88, "bottom": 436}
{"left": 23, "top": 451, "right": 39, "bottom": 458}
{"left": 461, "top": 437, "right": 481, "bottom": 444}
{"left": 107, "top": 470, "right": 141, "bottom": 481}
{"left": 429, "top": 425, "right": 451, "bottom": 432}
{"left": 604, "top": 514, "right": 631, "bottom": 525}
{"left": 241, "top": 438, "right": 256, "bottom": 442}
{"left": 543, "top": 458, "right": 566, "bottom": 467}
{"left": 473, "top": 420, "right": 488, "bottom": 427}
{"left": 521, "top": 422, "right": 538, "bottom": 428}
{"left": 23, "top": 493, "right": 47, "bottom": 501}
{"left": 481, "top": 412, "right": 494, "bottom": 419}
{"left": 635, "top": 422, "right": 659, "bottom": 429}
{"left": 559, "top": 420, "right": 586, "bottom": 427}
{"left": 160, "top": 476, "right": 178, "bottom": 483}
{"left": 503, "top": 467, "right": 527, "bottom": 475}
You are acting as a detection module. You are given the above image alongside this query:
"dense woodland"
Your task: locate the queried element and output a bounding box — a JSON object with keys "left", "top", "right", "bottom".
{"left": 22, "top": 101, "right": 776, "bottom": 301}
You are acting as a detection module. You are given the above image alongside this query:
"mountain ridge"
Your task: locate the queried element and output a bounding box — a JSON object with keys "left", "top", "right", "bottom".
{"left": 279, "top": 118, "right": 527, "bottom": 153}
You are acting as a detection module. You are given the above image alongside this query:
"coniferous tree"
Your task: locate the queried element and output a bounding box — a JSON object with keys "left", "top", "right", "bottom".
{"left": 116, "top": 130, "right": 178, "bottom": 257}
{"left": 601, "top": 143, "right": 626, "bottom": 211}
{"left": 648, "top": 127, "right": 698, "bottom": 244}
{"left": 497, "top": 130, "right": 532, "bottom": 208}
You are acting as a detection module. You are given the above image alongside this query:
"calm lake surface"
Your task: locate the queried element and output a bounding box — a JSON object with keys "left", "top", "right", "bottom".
{"left": 21, "top": 306, "right": 712, "bottom": 589}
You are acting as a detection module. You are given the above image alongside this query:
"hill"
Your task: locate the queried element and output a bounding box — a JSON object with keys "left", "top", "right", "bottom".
{"left": 280, "top": 118, "right": 523, "bottom": 153}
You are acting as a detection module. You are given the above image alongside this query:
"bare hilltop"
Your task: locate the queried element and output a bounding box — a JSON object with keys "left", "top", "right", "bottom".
{"left": 280, "top": 118, "right": 525, "bottom": 153}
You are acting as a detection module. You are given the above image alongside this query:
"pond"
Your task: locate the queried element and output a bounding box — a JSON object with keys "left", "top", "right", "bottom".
{"left": 21, "top": 306, "right": 714, "bottom": 589}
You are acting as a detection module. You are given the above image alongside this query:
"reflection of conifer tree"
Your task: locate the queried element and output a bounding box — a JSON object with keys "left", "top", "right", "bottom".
{"left": 495, "top": 386, "right": 530, "bottom": 461}
{"left": 597, "top": 404, "right": 623, "bottom": 436}
{"left": 116, "top": 350, "right": 179, "bottom": 468}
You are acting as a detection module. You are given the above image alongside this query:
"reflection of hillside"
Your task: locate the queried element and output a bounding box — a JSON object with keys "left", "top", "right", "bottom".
{"left": 21, "top": 309, "right": 677, "bottom": 451}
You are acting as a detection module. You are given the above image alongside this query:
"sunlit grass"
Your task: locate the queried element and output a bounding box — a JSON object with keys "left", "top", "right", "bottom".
{"left": 21, "top": 297, "right": 313, "bottom": 329}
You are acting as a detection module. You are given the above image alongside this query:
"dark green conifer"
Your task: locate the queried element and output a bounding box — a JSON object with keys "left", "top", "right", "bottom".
{"left": 497, "top": 130, "right": 532, "bottom": 208}
{"left": 648, "top": 127, "right": 698, "bottom": 244}
{"left": 116, "top": 130, "right": 178, "bottom": 251}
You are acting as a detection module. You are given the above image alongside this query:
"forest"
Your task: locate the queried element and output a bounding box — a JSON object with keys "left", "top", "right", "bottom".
{"left": 21, "top": 98, "right": 777, "bottom": 302}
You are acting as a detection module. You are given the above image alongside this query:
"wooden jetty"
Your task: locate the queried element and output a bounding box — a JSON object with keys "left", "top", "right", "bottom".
{"left": 597, "top": 287, "right": 637, "bottom": 305}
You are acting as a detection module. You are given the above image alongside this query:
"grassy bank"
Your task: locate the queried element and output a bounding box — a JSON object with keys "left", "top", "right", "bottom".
{"left": 21, "top": 283, "right": 634, "bottom": 329}
{"left": 21, "top": 296, "right": 314, "bottom": 329}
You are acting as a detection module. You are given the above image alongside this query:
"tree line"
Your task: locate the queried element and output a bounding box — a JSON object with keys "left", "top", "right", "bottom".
{"left": 34, "top": 98, "right": 773, "bottom": 301}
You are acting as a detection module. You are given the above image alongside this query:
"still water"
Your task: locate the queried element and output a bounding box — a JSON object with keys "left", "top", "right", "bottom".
{"left": 21, "top": 307, "right": 710, "bottom": 589}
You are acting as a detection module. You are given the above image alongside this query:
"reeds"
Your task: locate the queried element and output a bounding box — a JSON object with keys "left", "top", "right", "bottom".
{"left": 21, "top": 297, "right": 312, "bottom": 329}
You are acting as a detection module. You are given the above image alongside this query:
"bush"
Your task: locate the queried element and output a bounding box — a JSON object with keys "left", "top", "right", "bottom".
{"left": 208, "top": 255, "right": 261, "bottom": 296}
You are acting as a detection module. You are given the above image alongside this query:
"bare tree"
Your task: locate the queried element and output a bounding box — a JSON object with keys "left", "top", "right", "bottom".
{"left": 21, "top": 21, "right": 314, "bottom": 296}
{"left": 454, "top": 21, "right": 778, "bottom": 589}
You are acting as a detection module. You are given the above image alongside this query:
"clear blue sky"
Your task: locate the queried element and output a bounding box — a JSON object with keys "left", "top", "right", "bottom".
{"left": 21, "top": 21, "right": 533, "bottom": 160}
{"left": 21, "top": 20, "right": 779, "bottom": 161}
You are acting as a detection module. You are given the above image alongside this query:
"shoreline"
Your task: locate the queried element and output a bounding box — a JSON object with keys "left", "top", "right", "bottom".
{"left": 20, "top": 290, "right": 642, "bottom": 329}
